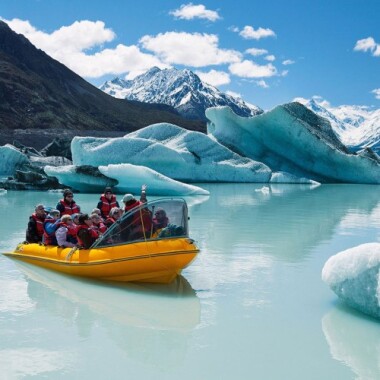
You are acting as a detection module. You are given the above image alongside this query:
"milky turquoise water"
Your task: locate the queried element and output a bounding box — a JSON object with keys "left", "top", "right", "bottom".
{"left": 1, "top": 184, "right": 380, "bottom": 380}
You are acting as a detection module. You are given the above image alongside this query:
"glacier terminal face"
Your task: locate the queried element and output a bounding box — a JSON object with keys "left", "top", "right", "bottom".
{"left": 322, "top": 243, "right": 380, "bottom": 319}
{"left": 0, "top": 144, "right": 29, "bottom": 176}
{"left": 71, "top": 123, "right": 272, "bottom": 183}
{"left": 206, "top": 104, "right": 380, "bottom": 184}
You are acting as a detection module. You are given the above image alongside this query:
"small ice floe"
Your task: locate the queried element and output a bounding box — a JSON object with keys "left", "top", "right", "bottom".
{"left": 322, "top": 243, "right": 380, "bottom": 319}
{"left": 255, "top": 186, "right": 270, "bottom": 194}
{"left": 0, "top": 188, "right": 7, "bottom": 195}
{"left": 47, "top": 189, "right": 64, "bottom": 193}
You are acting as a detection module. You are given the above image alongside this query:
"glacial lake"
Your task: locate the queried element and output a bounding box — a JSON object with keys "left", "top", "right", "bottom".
{"left": 1, "top": 184, "right": 380, "bottom": 379}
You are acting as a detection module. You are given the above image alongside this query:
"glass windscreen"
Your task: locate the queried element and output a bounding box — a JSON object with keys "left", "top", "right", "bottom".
{"left": 92, "top": 198, "right": 189, "bottom": 248}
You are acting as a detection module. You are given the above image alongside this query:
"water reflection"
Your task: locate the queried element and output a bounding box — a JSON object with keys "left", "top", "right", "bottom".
{"left": 10, "top": 262, "right": 200, "bottom": 373}
{"left": 322, "top": 305, "right": 380, "bottom": 379}
{"left": 195, "top": 184, "right": 380, "bottom": 261}
{"left": 17, "top": 261, "right": 200, "bottom": 331}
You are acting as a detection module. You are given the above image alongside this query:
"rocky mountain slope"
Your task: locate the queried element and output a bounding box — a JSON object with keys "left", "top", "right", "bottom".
{"left": 0, "top": 21, "right": 205, "bottom": 143}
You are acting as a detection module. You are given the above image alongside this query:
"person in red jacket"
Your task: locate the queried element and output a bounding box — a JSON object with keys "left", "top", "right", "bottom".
{"left": 90, "top": 213, "right": 107, "bottom": 234}
{"left": 56, "top": 189, "right": 81, "bottom": 216}
{"left": 122, "top": 185, "right": 152, "bottom": 241}
{"left": 76, "top": 214, "right": 98, "bottom": 249}
{"left": 25, "top": 204, "right": 46, "bottom": 243}
{"left": 97, "top": 187, "right": 119, "bottom": 219}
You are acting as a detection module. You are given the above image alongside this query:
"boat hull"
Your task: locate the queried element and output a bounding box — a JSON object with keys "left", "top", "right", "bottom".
{"left": 4, "top": 238, "right": 199, "bottom": 284}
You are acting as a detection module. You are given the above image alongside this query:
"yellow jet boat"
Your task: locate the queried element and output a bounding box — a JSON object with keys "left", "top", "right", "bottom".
{"left": 4, "top": 198, "right": 199, "bottom": 284}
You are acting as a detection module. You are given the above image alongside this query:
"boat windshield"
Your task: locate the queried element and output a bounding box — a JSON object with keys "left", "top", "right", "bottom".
{"left": 92, "top": 198, "right": 189, "bottom": 248}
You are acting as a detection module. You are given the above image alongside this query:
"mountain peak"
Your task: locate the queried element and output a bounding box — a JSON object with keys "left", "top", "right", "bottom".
{"left": 100, "top": 67, "right": 262, "bottom": 121}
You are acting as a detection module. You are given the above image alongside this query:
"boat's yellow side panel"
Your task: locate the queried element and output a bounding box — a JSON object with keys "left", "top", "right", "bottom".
{"left": 4, "top": 238, "right": 199, "bottom": 283}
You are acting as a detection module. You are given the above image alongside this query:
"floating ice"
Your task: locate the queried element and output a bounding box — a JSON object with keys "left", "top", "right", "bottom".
{"left": 99, "top": 164, "right": 209, "bottom": 195}
{"left": 0, "top": 144, "right": 29, "bottom": 175}
{"left": 29, "top": 156, "right": 72, "bottom": 168}
{"left": 0, "top": 188, "right": 7, "bottom": 195}
{"left": 45, "top": 163, "right": 209, "bottom": 196}
{"left": 270, "top": 171, "right": 320, "bottom": 185}
{"left": 322, "top": 243, "right": 380, "bottom": 319}
{"left": 44, "top": 165, "right": 117, "bottom": 193}
{"left": 206, "top": 104, "right": 380, "bottom": 184}
{"left": 255, "top": 186, "right": 270, "bottom": 194}
{"left": 71, "top": 123, "right": 272, "bottom": 183}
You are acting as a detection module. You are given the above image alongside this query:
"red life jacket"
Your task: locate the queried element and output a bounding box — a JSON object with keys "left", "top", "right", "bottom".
{"left": 99, "top": 194, "right": 118, "bottom": 218}
{"left": 105, "top": 217, "right": 117, "bottom": 226}
{"left": 43, "top": 217, "right": 59, "bottom": 245}
{"left": 124, "top": 201, "right": 152, "bottom": 236}
{"left": 92, "top": 221, "right": 107, "bottom": 234}
{"left": 124, "top": 200, "right": 142, "bottom": 214}
{"left": 31, "top": 213, "right": 45, "bottom": 237}
{"left": 56, "top": 222, "right": 77, "bottom": 240}
{"left": 59, "top": 199, "right": 80, "bottom": 215}
{"left": 76, "top": 224, "right": 98, "bottom": 247}
{"left": 67, "top": 223, "right": 78, "bottom": 239}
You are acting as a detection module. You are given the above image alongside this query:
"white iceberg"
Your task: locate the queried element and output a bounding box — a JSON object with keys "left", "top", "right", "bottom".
{"left": 206, "top": 104, "right": 380, "bottom": 184}
{"left": 99, "top": 164, "right": 209, "bottom": 195}
{"left": 29, "top": 155, "right": 72, "bottom": 168}
{"left": 71, "top": 123, "right": 272, "bottom": 183}
{"left": 45, "top": 164, "right": 209, "bottom": 196}
{"left": 322, "top": 243, "right": 380, "bottom": 319}
{"left": 270, "top": 171, "right": 320, "bottom": 185}
{"left": 0, "top": 144, "right": 29, "bottom": 176}
{"left": 44, "top": 165, "right": 117, "bottom": 193}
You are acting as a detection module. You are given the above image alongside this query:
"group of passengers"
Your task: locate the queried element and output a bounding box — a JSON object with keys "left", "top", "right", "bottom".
{"left": 25, "top": 186, "right": 169, "bottom": 249}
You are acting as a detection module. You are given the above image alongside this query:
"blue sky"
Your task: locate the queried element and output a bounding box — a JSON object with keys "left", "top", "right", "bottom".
{"left": 0, "top": 0, "right": 379, "bottom": 110}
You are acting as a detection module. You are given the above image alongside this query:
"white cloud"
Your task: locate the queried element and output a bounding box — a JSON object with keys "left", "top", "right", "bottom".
{"left": 229, "top": 60, "right": 277, "bottom": 78}
{"left": 65, "top": 45, "right": 167, "bottom": 78}
{"left": 239, "top": 25, "right": 276, "bottom": 40}
{"left": 4, "top": 18, "right": 115, "bottom": 55}
{"left": 372, "top": 88, "right": 380, "bottom": 99}
{"left": 246, "top": 48, "right": 268, "bottom": 56}
{"left": 195, "top": 69, "right": 230, "bottom": 86}
{"left": 256, "top": 80, "right": 269, "bottom": 88}
{"left": 265, "top": 55, "right": 275, "bottom": 62}
{"left": 170, "top": 3, "right": 220, "bottom": 21}
{"left": 228, "top": 26, "right": 240, "bottom": 33}
{"left": 282, "top": 59, "right": 295, "bottom": 65}
{"left": 354, "top": 37, "right": 380, "bottom": 57}
{"left": 140, "top": 32, "right": 241, "bottom": 67}
{"left": 3, "top": 18, "right": 167, "bottom": 78}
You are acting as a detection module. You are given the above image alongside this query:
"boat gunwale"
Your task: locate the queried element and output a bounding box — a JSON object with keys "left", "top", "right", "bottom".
{"left": 3, "top": 249, "right": 200, "bottom": 267}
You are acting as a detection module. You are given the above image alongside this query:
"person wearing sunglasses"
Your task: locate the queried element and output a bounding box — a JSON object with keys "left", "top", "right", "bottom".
{"left": 56, "top": 189, "right": 81, "bottom": 216}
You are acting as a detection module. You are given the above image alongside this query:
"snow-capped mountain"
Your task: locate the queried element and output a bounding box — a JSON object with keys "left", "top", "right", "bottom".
{"left": 100, "top": 67, "right": 262, "bottom": 121}
{"left": 295, "top": 97, "right": 380, "bottom": 153}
